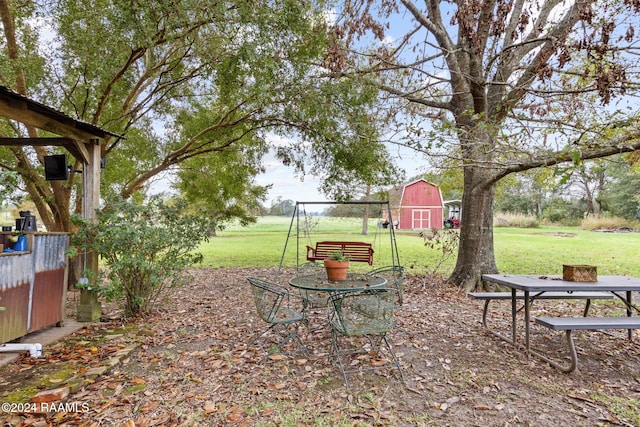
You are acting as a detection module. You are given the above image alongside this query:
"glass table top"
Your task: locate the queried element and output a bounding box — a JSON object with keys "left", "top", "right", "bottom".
{"left": 289, "top": 272, "right": 387, "bottom": 292}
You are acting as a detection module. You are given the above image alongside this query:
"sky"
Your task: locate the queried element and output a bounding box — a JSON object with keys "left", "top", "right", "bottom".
{"left": 254, "top": 152, "right": 326, "bottom": 205}
{"left": 255, "top": 143, "right": 427, "bottom": 207}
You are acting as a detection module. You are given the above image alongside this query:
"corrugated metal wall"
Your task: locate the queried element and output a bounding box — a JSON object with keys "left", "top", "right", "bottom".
{"left": 0, "top": 233, "right": 68, "bottom": 343}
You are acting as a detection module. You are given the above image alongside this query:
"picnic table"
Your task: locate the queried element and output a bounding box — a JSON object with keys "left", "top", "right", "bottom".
{"left": 475, "top": 274, "right": 640, "bottom": 372}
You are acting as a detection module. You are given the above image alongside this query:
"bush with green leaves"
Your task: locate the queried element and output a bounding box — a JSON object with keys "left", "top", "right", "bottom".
{"left": 542, "top": 197, "right": 585, "bottom": 225}
{"left": 494, "top": 212, "right": 539, "bottom": 228}
{"left": 72, "top": 195, "right": 211, "bottom": 317}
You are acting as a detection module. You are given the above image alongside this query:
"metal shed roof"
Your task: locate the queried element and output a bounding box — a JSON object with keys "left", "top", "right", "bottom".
{"left": 0, "top": 85, "right": 120, "bottom": 140}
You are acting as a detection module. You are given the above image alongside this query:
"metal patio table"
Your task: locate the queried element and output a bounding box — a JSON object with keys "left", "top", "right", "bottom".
{"left": 289, "top": 272, "right": 387, "bottom": 294}
{"left": 288, "top": 272, "right": 389, "bottom": 332}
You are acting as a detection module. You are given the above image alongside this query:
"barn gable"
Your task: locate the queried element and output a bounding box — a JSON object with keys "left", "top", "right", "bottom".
{"left": 390, "top": 179, "right": 445, "bottom": 230}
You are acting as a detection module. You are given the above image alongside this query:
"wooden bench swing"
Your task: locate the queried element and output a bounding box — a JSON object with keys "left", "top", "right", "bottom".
{"left": 305, "top": 241, "right": 374, "bottom": 265}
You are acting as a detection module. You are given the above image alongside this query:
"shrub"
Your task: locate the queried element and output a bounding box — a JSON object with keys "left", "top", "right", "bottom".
{"left": 72, "top": 195, "right": 211, "bottom": 317}
{"left": 493, "top": 212, "right": 539, "bottom": 228}
{"left": 580, "top": 215, "right": 633, "bottom": 231}
{"left": 542, "top": 197, "right": 585, "bottom": 225}
{"left": 420, "top": 228, "right": 460, "bottom": 276}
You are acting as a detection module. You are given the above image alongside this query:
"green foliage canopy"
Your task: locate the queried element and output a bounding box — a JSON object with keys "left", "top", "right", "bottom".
{"left": 1, "top": 0, "right": 396, "bottom": 231}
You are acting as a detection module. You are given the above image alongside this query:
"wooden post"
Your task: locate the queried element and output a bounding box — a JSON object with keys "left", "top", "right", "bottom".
{"left": 77, "top": 138, "right": 102, "bottom": 321}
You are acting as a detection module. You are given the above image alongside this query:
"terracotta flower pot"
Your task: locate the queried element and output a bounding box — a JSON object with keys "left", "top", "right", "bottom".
{"left": 324, "top": 259, "right": 349, "bottom": 281}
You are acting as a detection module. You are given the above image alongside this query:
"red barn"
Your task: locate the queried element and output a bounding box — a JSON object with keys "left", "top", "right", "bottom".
{"left": 389, "top": 179, "right": 445, "bottom": 230}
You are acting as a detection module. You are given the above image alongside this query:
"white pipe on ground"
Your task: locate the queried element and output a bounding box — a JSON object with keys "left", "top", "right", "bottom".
{"left": 0, "top": 343, "right": 42, "bottom": 358}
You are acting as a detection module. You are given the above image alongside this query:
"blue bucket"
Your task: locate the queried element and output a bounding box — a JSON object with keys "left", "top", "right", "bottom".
{"left": 13, "top": 235, "right": 28, "bottom": 251}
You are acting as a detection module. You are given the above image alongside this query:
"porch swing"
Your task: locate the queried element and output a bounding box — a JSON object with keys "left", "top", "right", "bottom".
{"left": 276, "top": 201, "right": 405, "bottom": 305}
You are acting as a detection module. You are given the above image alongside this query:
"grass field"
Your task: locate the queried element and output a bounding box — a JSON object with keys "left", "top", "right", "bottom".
{"left": 197, "top": 216, "right": 640, "bottom": 277}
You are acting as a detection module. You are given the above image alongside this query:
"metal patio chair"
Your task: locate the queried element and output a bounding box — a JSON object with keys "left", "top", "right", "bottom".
{"left": 328, "top": 288, "right": 404, "bottom": 390}
{"left": 246, "top": 276, "right": 308, "bottom": 362}
{"left": 366, "top": 265, "right": 406, "bottom": 306}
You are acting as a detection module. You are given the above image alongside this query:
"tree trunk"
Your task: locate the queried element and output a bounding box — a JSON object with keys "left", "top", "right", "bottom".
{"left": 67, "top": 256, "right": 83, "bottom": 290}
{"left": 449, "top": 166, "right": 499, "bottom": 291}
{"left": 361, "top": 204, "right": 369, "bottom": 235}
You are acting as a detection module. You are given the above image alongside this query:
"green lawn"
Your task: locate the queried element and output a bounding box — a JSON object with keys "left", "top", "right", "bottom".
{"left": 196, "top": 216, "right": 640, "bottom": 277}
{"left": 494, "top": 226, "right": 640, "bottom": 276}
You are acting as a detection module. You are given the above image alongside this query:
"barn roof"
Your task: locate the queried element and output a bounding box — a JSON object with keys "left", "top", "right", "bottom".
{"left": 389, "top": 178, "right": 441, "bottom": 206}
{"left": 400, "top": 178, "right": 440, "bottom": 189}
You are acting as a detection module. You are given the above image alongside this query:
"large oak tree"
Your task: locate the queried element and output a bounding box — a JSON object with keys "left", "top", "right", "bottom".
{"left": 336, "top": 0, "right": 640, "bottom": 289}
{"left": 0, "top": 0, "right": 394, "bottom": 283}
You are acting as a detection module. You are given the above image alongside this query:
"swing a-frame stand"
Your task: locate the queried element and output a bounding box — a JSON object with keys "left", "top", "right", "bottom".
{"left": 277, "top": 201, "right": 400, "bottom": 276}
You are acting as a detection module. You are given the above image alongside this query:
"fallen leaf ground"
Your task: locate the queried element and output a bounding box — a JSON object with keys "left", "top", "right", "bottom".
{"left": 2, "top": 267, "right": 640, "bottom": 426}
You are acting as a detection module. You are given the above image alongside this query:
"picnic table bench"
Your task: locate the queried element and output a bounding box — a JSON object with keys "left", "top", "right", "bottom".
{"left": 534, "top": 316, "right": 640, "bottom": 373}
{"left": 306, "top": 241, "right": 374, "bottom": 265}
{"left": 467, "top": 291, "right": 614, "bottom": 332}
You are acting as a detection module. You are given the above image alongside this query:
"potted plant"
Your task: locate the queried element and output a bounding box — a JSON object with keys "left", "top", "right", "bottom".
{"left": 324, "top": 251, "right": 350, "bottom": 281}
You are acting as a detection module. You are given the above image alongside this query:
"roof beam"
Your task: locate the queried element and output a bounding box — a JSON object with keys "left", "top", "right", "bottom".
{"left": 0, "top": 96, "right": 99, "bottom": 142}
{"left": 0, "top": 137, "right": 91, "bottom": 164}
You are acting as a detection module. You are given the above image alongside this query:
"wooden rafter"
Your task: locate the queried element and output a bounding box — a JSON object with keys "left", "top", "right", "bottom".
{"left": 0, "top": 86, "right": 120, "bottom": 164}
{"left": 0, "top": 137, "right": 89, "bottom": 164}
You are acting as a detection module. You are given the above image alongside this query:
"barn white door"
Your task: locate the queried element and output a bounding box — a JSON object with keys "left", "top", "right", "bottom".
{"left": 412, "top": 209, "right": 431, "bottom": 229}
